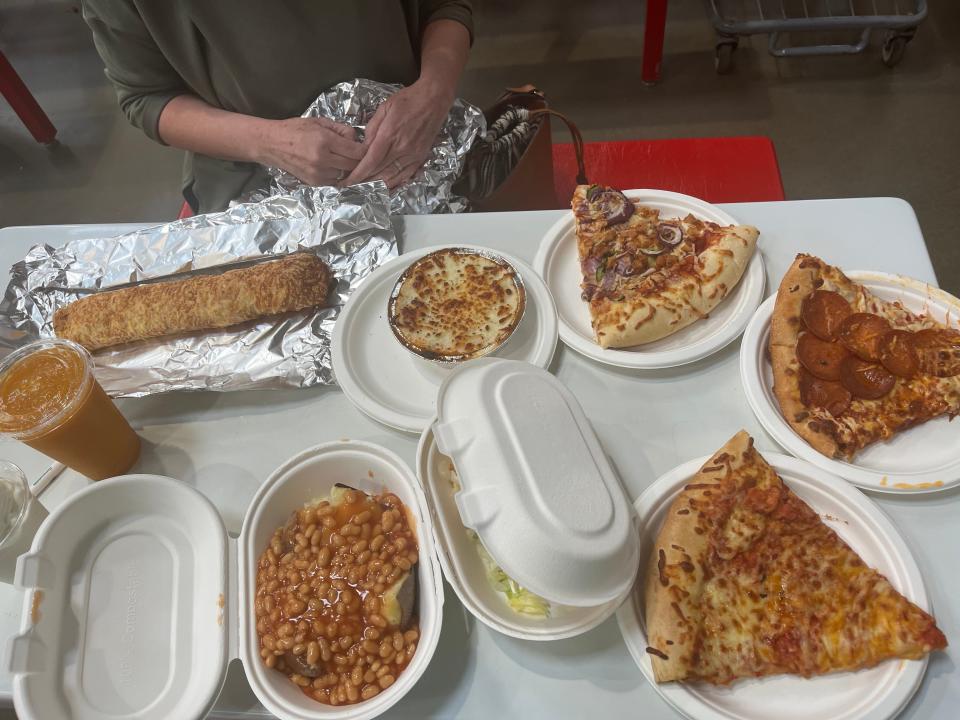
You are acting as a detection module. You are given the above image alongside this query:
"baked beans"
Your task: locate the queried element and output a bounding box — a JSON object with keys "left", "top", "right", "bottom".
{"left": 255, "top": 485, "right": 420, "bottom": 706}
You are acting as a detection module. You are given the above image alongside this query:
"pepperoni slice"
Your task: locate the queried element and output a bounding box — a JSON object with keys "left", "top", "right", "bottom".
{"left": 801, "top": 290, "right": 852, "bottom": 342}
{"left": 838, "top": 313, "right": 892, "bottom": 362}
{"left": 879, "top": 330, "right": 919, "bottom": 378}
{"left": 839, "top": 357, "right": 895, "bottom": 400}
{"left": 913, "top": 328, "right": 960, "bottom": 377}
{"left": 796, "top": 332, "right": 849, "bottom": 381}
{"left": 799, "top": 368, "right": 851, "bottom": 416}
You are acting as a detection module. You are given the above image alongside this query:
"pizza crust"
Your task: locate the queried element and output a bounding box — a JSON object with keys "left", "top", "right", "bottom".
{"left": 769, "top": 255, "right": 842, "bottom": 458}
{"left": 769, "top": 255, "right": 819, "bottom": 348}
{"left": 769, "top": 345, "right": 840, "bottom": 458}
{"left": 595, "top": 225, "right": 759, "bottom": 349}
{"left": 645, "top": 430, "right": 753, "bottom": 683}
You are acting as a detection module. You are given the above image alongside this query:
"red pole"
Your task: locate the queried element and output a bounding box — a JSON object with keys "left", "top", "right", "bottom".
{"left": 0, "top": 50, "right": 57, "bottom": 144}
{"left": 642, "top": 0, "right": 669, "bottom": 84}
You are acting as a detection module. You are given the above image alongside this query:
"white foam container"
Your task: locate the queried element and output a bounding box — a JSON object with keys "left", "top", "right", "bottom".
{"left": 6, "top": 441, "right": 444, "bottom": 720}
{"left": 417, "top": 425, "right": 632, "bottom": 641}
{"left": 419, "top": 358, "right": 639, "bottom": 639}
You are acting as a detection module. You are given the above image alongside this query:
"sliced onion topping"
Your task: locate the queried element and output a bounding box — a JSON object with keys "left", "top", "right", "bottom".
{"left": 613, "top": 253, "right": 640, "bottom": 276}
{"left": 657, "top": 222, "right": 683, "bottom": 246}
{"left": 593, "top": 190, "right": 635, "bottom": 226}
{"left": 600, "top": 266, "right": 618, "bottom": 293}
{"left": 582, "top": 255, "right": 601, "bottom": 278}
{"left": 639, "top": 244, "right": 665, "bottom": 256}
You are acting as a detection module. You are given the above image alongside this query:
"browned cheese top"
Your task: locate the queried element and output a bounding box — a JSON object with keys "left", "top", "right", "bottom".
{"left": 389, "top": 249, "right": 524, "bottom": 359}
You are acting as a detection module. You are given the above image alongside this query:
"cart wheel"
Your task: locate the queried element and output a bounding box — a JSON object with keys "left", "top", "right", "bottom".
{"left": 715, "top": 39, "right": 738, "bottom": 74}
{"left": 881, "top": 33, "right": 910, "bottom": 68}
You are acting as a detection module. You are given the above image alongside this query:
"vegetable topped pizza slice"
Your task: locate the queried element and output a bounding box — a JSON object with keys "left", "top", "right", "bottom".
{"left": 645, "top": 430, "right": 946, "bottom": 685}
{"left": 571, "top": 185, "right": 759, "bottom": 349}
{"left": 770, "top": 254, "right": 960, "bottom": 459}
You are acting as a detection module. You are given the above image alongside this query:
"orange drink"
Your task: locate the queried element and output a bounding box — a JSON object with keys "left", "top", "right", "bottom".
{"left": 0, "top": 339, "right": 140, "bottom": 480}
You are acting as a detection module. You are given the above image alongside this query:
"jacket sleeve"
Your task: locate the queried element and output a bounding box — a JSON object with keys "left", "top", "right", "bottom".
{"left": 420, "top": 0, "right": 474, "bottom": 44}
{"left": 80, "top": 0, "right": 186, "bottom": 143}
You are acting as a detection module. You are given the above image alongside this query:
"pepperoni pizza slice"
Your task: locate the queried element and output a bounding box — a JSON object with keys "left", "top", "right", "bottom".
{"left": 645, "top": 431, "right": 946, "bottom": 684}
{"left": 571, "top": 185, "right": 758, "bottom": 349}
{"left": 770, "top": 254, "right": 960, "bottom": 460}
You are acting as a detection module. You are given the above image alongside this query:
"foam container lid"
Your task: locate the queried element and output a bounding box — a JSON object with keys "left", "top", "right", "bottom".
{"left": 433, "top": 358, "right": 639, "bottom": 607}
{"left": 7, "top": 475, "right": 231, "bottom": 720}
{"left": 5, "top": 441, "right": 445, "bottom": 720}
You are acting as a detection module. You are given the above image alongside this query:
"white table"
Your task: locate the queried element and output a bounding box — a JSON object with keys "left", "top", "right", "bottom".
{"left": 0, "top": 198, "right": 955, "bottom": 720}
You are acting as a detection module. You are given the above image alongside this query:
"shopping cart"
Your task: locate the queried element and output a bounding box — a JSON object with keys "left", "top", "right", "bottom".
{"left": 708, "top": 0, "right": 927, "bottom": 73}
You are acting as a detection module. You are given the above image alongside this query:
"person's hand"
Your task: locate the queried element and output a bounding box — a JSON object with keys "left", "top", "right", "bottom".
{"left": 344, "top": 80, "right": 453, "bottom": 189}
{"left": 259, "top": 117, "right": 366, "bottom": 187}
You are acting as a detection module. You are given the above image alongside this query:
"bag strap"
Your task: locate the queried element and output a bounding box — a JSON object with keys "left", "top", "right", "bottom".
{"left": 495, "top": 84, "right": 544, "bottom": 104}
{"left": 528, "top": 108, "right": 588, "bottom": 185}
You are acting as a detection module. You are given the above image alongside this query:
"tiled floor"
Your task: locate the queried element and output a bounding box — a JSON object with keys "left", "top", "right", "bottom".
{"left": 2, "top": 1, "right": 957, "bottom": 290}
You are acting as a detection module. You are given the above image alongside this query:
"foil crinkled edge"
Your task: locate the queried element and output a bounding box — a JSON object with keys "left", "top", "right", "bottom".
{"left": 262, "top": 78, "right": 485, "bottom": 215}
{"left": 0, "top": 183, "right": 397, "bottom": 397}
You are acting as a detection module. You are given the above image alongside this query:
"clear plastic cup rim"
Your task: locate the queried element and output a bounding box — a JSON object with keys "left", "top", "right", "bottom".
{"left": 0, "top": 338, "right": 94, "bottom": 442}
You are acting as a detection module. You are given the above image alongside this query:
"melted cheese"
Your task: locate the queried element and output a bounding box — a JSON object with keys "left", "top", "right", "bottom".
{"left": 692, "top": 482, "right": 945, "bottom": 683}
{"left": 389, "top": 249, "right": 524, "bottom": 359}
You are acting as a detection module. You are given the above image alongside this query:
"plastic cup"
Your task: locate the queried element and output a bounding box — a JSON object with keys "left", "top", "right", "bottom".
{"left": 0, "top": 339, "right": 140, "bottom": 480}
{"left": 0, "top": 461, "right": 47, "bottom": 584}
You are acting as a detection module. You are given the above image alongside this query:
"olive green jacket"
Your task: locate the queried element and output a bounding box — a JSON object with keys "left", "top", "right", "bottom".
{"left": 81, "top": 0, "right": 473, "bottom": 213}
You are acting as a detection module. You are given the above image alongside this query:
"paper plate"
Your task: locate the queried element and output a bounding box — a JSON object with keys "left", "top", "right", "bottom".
{"left": 532, "top": 189, "right": 765, "bottom": 369}
{"left": 332, "top": 246, "right": 558, "bottom": 433}
{"left": 616, "top": 452, "right": 933, "bottom": 720}
{"left": 741, "top": 271, "right": 960, "bottom": 493}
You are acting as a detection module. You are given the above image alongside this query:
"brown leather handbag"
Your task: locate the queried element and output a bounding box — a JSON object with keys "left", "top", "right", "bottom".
{"left": 460, "top": 85, "right": 587, "bottom": 213}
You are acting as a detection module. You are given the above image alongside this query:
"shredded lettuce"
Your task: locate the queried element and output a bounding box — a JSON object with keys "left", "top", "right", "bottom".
{"left": 468, "top": 531, "right": 551, "bottom": 617}
{"left": 449, "top": 465, "right": 552, "bottom": 618}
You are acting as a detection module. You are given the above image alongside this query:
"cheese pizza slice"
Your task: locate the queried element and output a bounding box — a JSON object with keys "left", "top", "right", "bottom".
{"left": 571, "top": 185, "right": 758, "bottom": 349}
{"left": 770, "top": 254, "right": 960, "bottom": 460}
{"left": 645, "top": 430, "right": 946, "bottom": 684}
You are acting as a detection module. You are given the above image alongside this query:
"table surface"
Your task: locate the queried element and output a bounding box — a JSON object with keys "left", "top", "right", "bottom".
{"left": 0, "top": 198, "right": 955, "bottom": 720}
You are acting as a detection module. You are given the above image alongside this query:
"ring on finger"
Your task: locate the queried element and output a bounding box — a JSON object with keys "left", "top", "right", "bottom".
{"left": 336, "top": 169, "right": 346, "bottom": 182}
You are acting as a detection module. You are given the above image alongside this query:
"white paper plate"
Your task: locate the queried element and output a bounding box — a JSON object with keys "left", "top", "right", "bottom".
{"left": 741, "top": 271, "right": 960, "bottom": 494}
{"left": 332, "top": 246, "right": 558, "bottom": 433}
{"left": 532, "top": 189, "right": 765, "bottom": 369}
{"left": 616, "top": 452, "right": 933, "bottom": 720}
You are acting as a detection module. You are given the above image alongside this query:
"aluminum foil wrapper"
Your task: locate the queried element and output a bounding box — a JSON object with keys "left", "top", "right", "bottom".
{"left": 0, "top": 183, "right": 397, "bottom": 397}
{"left": 264, "top": 78, "right": 484, "bottom": 215}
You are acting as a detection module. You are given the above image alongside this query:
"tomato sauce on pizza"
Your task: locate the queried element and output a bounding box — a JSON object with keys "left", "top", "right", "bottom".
{"left": 644, "top": 431, "right": 946, "bottom": 684}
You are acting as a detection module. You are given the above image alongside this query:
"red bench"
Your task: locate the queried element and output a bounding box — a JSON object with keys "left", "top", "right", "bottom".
{"left": 553, "top": 136, "right": 784, "bottom": 207}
